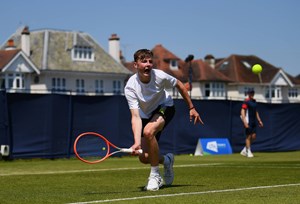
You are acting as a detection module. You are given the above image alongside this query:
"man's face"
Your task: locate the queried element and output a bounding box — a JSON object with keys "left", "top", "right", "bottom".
{"left": 134, "top": 57, "right": 153, "bottom": 83}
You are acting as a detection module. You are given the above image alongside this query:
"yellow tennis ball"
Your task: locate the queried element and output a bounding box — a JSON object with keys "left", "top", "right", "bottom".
{"left": 102, "top": 147, "right": 106, "bottom": 151}
{"left": 252, "top": 64, "right": 262, "bottom": 74}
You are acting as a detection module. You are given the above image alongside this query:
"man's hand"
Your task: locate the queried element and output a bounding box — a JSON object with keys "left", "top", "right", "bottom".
{"left": 130, "top": 143, "right": 142, "bottom": 155}
{"left": 190, "top": 108, "right": 204, "bottom": 125}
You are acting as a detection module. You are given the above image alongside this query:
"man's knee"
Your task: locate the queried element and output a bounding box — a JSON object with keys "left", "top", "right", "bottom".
{"left": 143, "top": 128, "right": 155, "bottom": 140}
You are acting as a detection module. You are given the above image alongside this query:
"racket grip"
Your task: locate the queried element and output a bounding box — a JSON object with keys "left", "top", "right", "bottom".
{"left": 121, "top": 148, "right": 143, "bottom": 154}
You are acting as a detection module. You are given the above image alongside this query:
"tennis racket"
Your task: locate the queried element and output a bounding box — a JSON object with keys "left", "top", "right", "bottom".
{"left": 73, "top": 132, "right": 142, "bottom": 164}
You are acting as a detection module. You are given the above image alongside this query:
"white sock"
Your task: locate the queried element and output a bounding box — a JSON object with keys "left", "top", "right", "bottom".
{"left": 150, "top": 166, "right": 160, "bottom": 176}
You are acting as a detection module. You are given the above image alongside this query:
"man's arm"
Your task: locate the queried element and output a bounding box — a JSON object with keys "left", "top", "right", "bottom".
{"left": 130, "top": 109, "right": 143, "bottom": 150}
{"left": 175, "top": 80, "right": 204, "bottom": 125}
{"left": 240, "top": 108, "right": 249, "bottom": 128}
{"left": 256, "top": 111, "right": 263, "bottom": 127}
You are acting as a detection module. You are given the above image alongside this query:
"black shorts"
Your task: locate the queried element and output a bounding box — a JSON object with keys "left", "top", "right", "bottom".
{"left": 142, "top": 105, "right": 175, "bottom": 141}
{"left": 245, "top": 123, "right": 256, "bottom": 135}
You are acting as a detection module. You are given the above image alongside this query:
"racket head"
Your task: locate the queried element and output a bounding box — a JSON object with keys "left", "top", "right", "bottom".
{"left": 73, "top": 132, "right": 111, "bottom": 164}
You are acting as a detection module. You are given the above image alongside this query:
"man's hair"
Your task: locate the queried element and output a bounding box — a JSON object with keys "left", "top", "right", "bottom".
{"left": 134, "top": 49, "right": 153, "bottom": 62}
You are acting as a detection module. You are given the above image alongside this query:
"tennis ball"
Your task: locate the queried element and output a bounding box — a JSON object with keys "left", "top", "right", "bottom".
{"left": 102, "top": 147, "right": 106, "bottom": 151}
{"left": 252, "top": 64, "right": 262, "bottom": 74}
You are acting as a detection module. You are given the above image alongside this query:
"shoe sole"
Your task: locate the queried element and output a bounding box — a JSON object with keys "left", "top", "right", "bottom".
{"left": 240, "top": 152, "right": 247, "bottom": 157}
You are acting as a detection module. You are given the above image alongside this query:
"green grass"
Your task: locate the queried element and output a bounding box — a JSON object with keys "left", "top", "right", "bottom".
{"left": 0, "top": 152, "right": 300, "bottom": 204}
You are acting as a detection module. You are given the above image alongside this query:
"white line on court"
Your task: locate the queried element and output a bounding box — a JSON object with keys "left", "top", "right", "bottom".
{"left": 0, "top": 163, "right": 221, "bottom": 176}
{"left": 1, "top": 163, "right": 299, "bottom": 176}
{"left": 67, "top": 183, "right": 300, "bottom": 204}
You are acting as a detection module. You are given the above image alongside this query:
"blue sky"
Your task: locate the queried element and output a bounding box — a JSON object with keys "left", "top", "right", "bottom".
{"left": 1, "top": 0, "right": 299, "bottom": 76}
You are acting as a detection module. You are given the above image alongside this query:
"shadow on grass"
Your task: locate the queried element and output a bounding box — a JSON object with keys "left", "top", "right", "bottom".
{"left": 82, "top": 184, "right": 205, "bottom": 196}
{"left": 139, "top": 184, "right": 205, "bottom": 191}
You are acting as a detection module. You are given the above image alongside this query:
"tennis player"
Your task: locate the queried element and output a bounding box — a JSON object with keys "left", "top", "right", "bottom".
{"left": 240, "top": 89, "right": 263, "bottom": 158}
{"left": 124, "top": 49, "right": 204, "bottom": 191}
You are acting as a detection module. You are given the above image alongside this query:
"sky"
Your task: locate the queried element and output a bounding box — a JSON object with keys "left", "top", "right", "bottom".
{"left": 1, "top": 0, "right": 299, "bottom": 76}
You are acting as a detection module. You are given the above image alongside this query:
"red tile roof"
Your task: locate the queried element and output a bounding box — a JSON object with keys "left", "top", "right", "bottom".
{"left": 190, "top": 60, "right": 232, "bottom": 82}
{"left": 122, "top": 46, "right": 300, "bottom": 86}
{"left": 0, "top": 49, "right": 21, "bottom": 70}
{"left": 151, "top": 44, "right": 231, "bottom": 83}
{"left": 215, "top": 54, "right": 281, "bottom": 83}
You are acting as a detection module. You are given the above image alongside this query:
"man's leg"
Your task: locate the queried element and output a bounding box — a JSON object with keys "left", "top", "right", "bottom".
{"left": 142, "top": 114, "right": 165, "bottom": 191}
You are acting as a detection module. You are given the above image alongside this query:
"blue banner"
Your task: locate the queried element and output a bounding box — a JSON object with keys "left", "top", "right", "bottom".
{"left": 195, "top": 138, "right": 232, "bottom": 155}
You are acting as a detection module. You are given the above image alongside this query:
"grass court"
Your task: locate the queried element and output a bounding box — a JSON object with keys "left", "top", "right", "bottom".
{"left": 0, "top": 151, "right": 300, "bottom": 204}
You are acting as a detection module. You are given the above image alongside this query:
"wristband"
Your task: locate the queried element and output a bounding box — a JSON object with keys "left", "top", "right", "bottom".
{"left": 189, "top": 107, "right": 195, "bottom": 110}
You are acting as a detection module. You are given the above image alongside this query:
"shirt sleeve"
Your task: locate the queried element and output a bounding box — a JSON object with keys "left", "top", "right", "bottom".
{"left": 124, "top": 86, "right": 139, "bottom": 109}
{"left": 241, "top": 101, "right": 248, "bottom": 109}
{"left": 158, "top": 70, "right": 177, "bottom": 88}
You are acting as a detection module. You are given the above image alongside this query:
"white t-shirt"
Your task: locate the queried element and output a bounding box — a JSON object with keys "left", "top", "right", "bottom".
{"left": 124, "top": 69, "right": 177, "bottom": 119}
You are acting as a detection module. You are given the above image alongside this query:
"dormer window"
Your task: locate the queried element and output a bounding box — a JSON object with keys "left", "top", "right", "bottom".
{"left": 170, "top": 59, "right": 178, "bottom": 70}
{"left": 242, "top": 61, "right": 251, "bottom": 69}
{"left": 72, "top": 46, "right": 94, "bottom": 62}
{"left": 219, "top": 61, "right": 229, "bottom": 70}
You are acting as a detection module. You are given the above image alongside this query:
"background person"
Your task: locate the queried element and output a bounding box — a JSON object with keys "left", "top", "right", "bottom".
{"left": 240, "top": 89, "right": 263, "bottom": 158}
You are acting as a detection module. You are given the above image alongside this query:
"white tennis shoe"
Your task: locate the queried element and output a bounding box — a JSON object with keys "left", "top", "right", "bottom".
{"left": 247, "top": 149, "right": 254, "bottom": 158}
{"left": 164, "top": 153, "right": 174, "bottom": 185}
{"left": 144, "top": 174, "right": 163, "bottom": 191}
{"left": 240, "top": 147, "right": 247, "bottom": 157}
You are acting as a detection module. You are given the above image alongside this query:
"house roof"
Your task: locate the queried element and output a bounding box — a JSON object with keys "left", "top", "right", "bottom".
{"left": 1, "top": 26, "right": 131, "bottom": 75}
{"left": 214, "top": 54, "right": 300, "bottom": 85}
{"left": 151, "top": 44, "right": 186, "bottom": 81}
{"left": 0, "top": 49, "right": 20, "bottom": 70}
{"left": 123, "top": 44, "right": 233, "bottom": 83}
{"left": 190, "top": 60, "right": 232, "bottom": 82}
{"left": 0, "top": 49, "right": 40, "bottom": 74}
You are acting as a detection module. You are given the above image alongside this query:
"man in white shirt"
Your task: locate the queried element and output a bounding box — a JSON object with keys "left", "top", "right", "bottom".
{"left": 124, "top": 49, "right": 204, "bottom": 191}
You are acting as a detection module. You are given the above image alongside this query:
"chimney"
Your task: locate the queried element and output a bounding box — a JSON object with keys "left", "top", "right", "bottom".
{"left": 5, "top": 39, "right": 16, "bottom": 50}
{"left": 204, "top": 54, "right": 215, "bottom": 69}
{"left": 21, "top": 26, "right": 30, "bottom": 56}
{"left": 108, "top": 34, "right": 120, "bottom": 63}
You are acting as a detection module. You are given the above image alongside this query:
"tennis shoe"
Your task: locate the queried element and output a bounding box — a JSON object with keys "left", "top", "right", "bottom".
{"left": 240, "top": 147, "right": 247, "bottom": 157}
{"left": 164, "top": 153, "right": 174, "bottom": 185}
{"left": 247, "top": 150, "right": 254, "bottom": 158}
{"left": 144, "top": 174, "right": 163, "bottom": 191}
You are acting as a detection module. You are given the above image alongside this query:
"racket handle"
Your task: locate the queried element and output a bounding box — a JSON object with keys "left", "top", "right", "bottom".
{"left": 121, "top": 148, "right": 143, "bottom": 154}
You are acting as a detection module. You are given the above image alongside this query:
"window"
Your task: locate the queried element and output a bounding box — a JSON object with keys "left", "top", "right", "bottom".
{"left": 95, "top": 79, "right": 104, "bottom": 93}
{"left": 242, "top": 61, "right": 251, "bottom": 69}
{"left": 288, "top": 88, "right": 298, "bottom": 98}
{"left": 204, "top": 83, "right": 210, "bottom": 97}
{"left": 1, "top": 73, "right": 25, "bottom": 89}
{"left": 204, "top": 82, "right": 225, "bottom": 97}
{"left": 265, "top": 86, "right": 281, "bottom": 99}
{"left": 113, "top": 80, "right": 121, "bottom": 94}
{"left": 52, "top": 77, "right": 66, "bottom": 91}
{"left": 76, "top": 79, "right": 85, "bottom": 93}
{"left": 72, "top": 46, "right": 94, "bottom": 61}
{"left": 219, "top": 61, "right": 229, "bottom": 70}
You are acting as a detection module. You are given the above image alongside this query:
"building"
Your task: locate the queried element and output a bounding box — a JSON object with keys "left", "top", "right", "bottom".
{"left": 1, "top": 27, "right": 299, "bottom": 103}
{"left": 121, "top": 44, "right": 300, "bottom": 103}
{"left": 0, "top": 26, "right": 131, "bottom": 95}
{"left": 214, "top": 55, "right": 300, "bottom": 103}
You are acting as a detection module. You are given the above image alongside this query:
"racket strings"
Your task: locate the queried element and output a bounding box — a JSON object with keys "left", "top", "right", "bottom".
{"left": 74, "top": 133, "right": 110, "bottom": 164}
